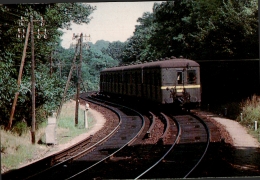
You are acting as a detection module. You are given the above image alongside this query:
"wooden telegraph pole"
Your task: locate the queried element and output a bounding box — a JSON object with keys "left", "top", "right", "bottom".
{"left": 75, "top": 33, "right": 83, "bottom": 126}
{"left": 74, "top": 33, "right": 90, "bottom": 126}
{"left": 6, "top": 22, "right": 30, "bottom": 131}
{"left": 7, "top": 14, "right": 47, "bottom": 145}
{"left": 30, "top": 15, "right": 36, "bottom": 144}
{"left": 56, "top": 39, "right": 80, "bottom": 119}
{"left": 30, "top": 15, "right": 47, "bottom": 144}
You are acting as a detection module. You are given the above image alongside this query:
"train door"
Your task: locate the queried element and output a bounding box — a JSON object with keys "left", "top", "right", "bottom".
{"left": 177, "top": 71, "right": 184, "bottom": 85}
{"left": 136, "top": 70, "right": 142, "bottom": 97}
{"left": 119, "top": 70, "right": 123, "bottom": 95}
{"left": 154, "top": 69, "right": 161, "bottom": 102}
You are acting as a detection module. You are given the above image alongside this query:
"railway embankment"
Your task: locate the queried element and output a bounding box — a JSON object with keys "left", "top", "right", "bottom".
{"left": 193, "top": 109, "right": 260, "bottom": 175}
{"left": 1, "top": 100, "right": 106, "bottom": 174}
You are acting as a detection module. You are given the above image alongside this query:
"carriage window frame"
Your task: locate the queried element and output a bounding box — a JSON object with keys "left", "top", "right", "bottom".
{"left": 187, "top": 70, "right": 197, "bottom": 84}
{"left": 177, "top": 71, "right": 183, "bottom": 85}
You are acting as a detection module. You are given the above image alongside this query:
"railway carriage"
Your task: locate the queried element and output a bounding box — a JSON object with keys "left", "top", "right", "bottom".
{"left": 100, "top": 57, "right": 201, "bottom": 107}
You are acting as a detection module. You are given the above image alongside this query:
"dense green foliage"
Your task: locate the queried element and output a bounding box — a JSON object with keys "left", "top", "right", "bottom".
{"left": 58, "top": 40, "right": 120, "bottom": 91}
{"left": 122, "top": 0, "right": 258, "bottom": 62}
{"left": 1, "top": 1, "right": 258, "bottom": 132}
{"left": 0, "top": 3, "right": 95, "bottom": 129}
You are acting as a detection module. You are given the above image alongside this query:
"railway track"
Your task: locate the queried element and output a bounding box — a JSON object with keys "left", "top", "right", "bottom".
{"left": 67, "top": 110, "right": 180, "bottom": 179}
{"left": 141, "top": 113, "right": 210, "bottom": 179}
{"left": 65, "top": 95, "right": 210, "bottom": 179}
{"left": 3, "top": 94, "right": 213, "bottom": 179}
{"left": 2, "top": 96, "right": 120, "bottom": 180}
{"left": 23, "top": 95, "right": 144, "bottom": 180}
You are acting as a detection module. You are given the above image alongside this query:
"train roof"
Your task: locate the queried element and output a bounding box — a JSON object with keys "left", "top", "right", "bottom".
{"left": 101, "top": 58, "right": 199, "bottom": 73}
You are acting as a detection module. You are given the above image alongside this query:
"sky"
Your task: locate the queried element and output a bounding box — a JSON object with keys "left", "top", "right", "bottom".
{"left": 60, "top": 1, "right": 164, "bottom": 49}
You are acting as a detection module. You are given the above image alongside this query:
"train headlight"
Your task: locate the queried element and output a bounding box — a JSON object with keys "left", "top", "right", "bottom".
{"left": 190, "top": 96, "right": 197, "bottom": 102}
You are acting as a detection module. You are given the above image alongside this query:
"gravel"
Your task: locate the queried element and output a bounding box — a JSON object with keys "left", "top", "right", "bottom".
{"left": 193, "top": 110, "right": 260, "bottom": 177}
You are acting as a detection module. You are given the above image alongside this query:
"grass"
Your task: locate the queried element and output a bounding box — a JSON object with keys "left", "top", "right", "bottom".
{"left": 238, "top": 95, "right": 260, "bottom": 125}
{"left": 238, "top": 95, "right": 260, "bottom": 141}
{"left": 1, "top": 100, "right": 95, "bottom": 173}
{"left": 1, "top": 126, "right": 48, "bottom": 171}
{"left": 202, "top": 94, "right": 260, "bottom": 143}
{"left": 56, "top": 101, "right": 95, "bottom": 144}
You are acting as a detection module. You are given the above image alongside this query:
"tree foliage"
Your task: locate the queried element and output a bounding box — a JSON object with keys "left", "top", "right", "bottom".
{"left": 82, "top": 41, "right": 119, "bottom": 90}
{"left": 0, "top": 3, "right": 95, "bottom": 129}
{"left": 122, "top": 0, "right": 258, "bottom": 62}
{"left": 52, "top": 40, "right": 119, "bottom": 93}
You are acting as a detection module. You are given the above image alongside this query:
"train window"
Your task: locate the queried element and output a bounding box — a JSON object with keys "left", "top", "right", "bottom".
{"left": 187, "top": 70, "right": 196, "bottom": 84}
{"left": 125, "top": 73, "right": 127, "bottom": 83}
{"left": 129, "top": 73, "right": 132, "bottom": 84}
{"left": 155, "top": 73, "right": 160, "bottom": 85}
{"left": 143, "top": 71, "right": 147, "bottom": 84}
{"left": 135, "top": 72, "right": 139, "bottom": 84}
{"left": 114, "top": 73, "right": 118, "bottom": 83}
{"left": 177, "top": 71, "right": 183, "bottom": 84}
{"left": 131, "top": 73, "right": 135, "bottom": 84}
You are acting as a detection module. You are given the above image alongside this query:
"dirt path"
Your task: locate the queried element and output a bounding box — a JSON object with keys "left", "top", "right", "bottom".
{"left": 195, "top": 110, "right": 260, "bottom": 174}
{"left": 196, "top": 110, "right": 260, "bottom": 148}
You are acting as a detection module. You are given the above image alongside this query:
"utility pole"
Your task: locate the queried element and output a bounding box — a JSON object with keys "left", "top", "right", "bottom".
{"left": 56, "top": 39, "right": 80, "bottom": 119}
{"left": 75, "top": 33, "right": 83, "bottom": 126}
{"left": 30, "top": 15, "right": 36, "bottom": 144}
{"left": 73, "top": 33, "right": 90, "bottom": 126}
{"left": 7, "top": 14, "right": 47, "bottom": 144}
{"left": 6, "top": 22, "right": 30, "bottom": 131}
{"left": 32, "top": 16, "right": 47, "bottom": 144}
{"left": 29, "top": 15, "right": 47, "bottom": 144}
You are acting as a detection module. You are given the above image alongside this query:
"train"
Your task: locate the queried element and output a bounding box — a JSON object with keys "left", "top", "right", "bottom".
{"left": 99, "top": 56, "right": 201, "bottom": 108}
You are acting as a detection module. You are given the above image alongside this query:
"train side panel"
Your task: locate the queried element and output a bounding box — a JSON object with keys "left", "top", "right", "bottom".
{"left": 100, "top": 58, "right": 201, "bottom": 107}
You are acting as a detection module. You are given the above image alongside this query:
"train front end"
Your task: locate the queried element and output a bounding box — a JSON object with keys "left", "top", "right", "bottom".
{"left": 160, "top": 59, "right": 201, "bottom": 108}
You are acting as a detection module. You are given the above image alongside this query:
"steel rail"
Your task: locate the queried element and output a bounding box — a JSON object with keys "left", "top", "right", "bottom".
{"left": 135, "top": 113, "right": 181, "bottom": 179}
{"left": 24, "top": 98, "right": 122, "bottom": 180}
{"left": 66, "top": 96, "right": 145, "bottom": 180}
{"left": 183, "top": 113, "right": 211, "bottom": 178}
{"left": 146, "top": 111, "right": 156, "bottom": 138}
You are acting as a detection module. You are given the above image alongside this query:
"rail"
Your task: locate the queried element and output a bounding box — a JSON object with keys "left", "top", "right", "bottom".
{"left": 23, "top": 98, "right": 122, "bottom": 180}
{"left": 135, "top": 113, "right": 181, "bottom": 179}
{"left": 184, "top": 113, "right": 210, "bottom": 178}
{"left": 146, "top": 111, "right": 156, "bottom": 138}
{"left": 66, "top": 96, "right": 145, "bottom": 179}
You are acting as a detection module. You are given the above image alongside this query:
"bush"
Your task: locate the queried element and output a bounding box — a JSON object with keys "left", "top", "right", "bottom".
{"left": 238, "top": 95, "right": 260, "bottom": 129}
{"left": 12, "top": 121, "right": 28, "bottom": 136}
{"left": 35, "top": 105, "right": 48, "bottom": 129}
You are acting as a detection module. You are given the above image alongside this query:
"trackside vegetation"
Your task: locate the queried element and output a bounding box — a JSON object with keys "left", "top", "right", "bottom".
{"left": 238, "top": 95, "right": 260, "bottom": 140}
{"left": 0, "top": 3, "right": 120, "bottom": 133}
{"left": 211, "top": 95, "right": 260, "bottom": 142}
{"left": 1, "top": 0, "right": 259, "bottom": 172}
{"left": 1, "top": 100, "right": 94, "bottom": 173}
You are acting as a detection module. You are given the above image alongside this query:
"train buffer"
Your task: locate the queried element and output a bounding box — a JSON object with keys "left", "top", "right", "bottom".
{"left": 45, "top": 114, "right": 57, "bottom": 145}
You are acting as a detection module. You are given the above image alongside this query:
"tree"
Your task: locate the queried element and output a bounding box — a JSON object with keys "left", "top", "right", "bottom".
{"left": 0, "top": 3, "right": 95, "bottom": 130}
{"left": 105, "top": 41, "right": 126, "bottom": 64}
{"left": 122, "top": 0, "right": 258, "bottom": 62}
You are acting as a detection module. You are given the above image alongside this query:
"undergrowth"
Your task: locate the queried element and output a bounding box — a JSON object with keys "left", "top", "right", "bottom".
{"left": 238, "top": 95, "right": 260, "bottom": 139}
{"left": 56, "top": 101, "right": 94, "bottom": 144}
{"left": 1, "top": 100, "right": 95, "bottom": 173}
{"left": 1, "top": 125, "right": 48, "bottom": 171}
